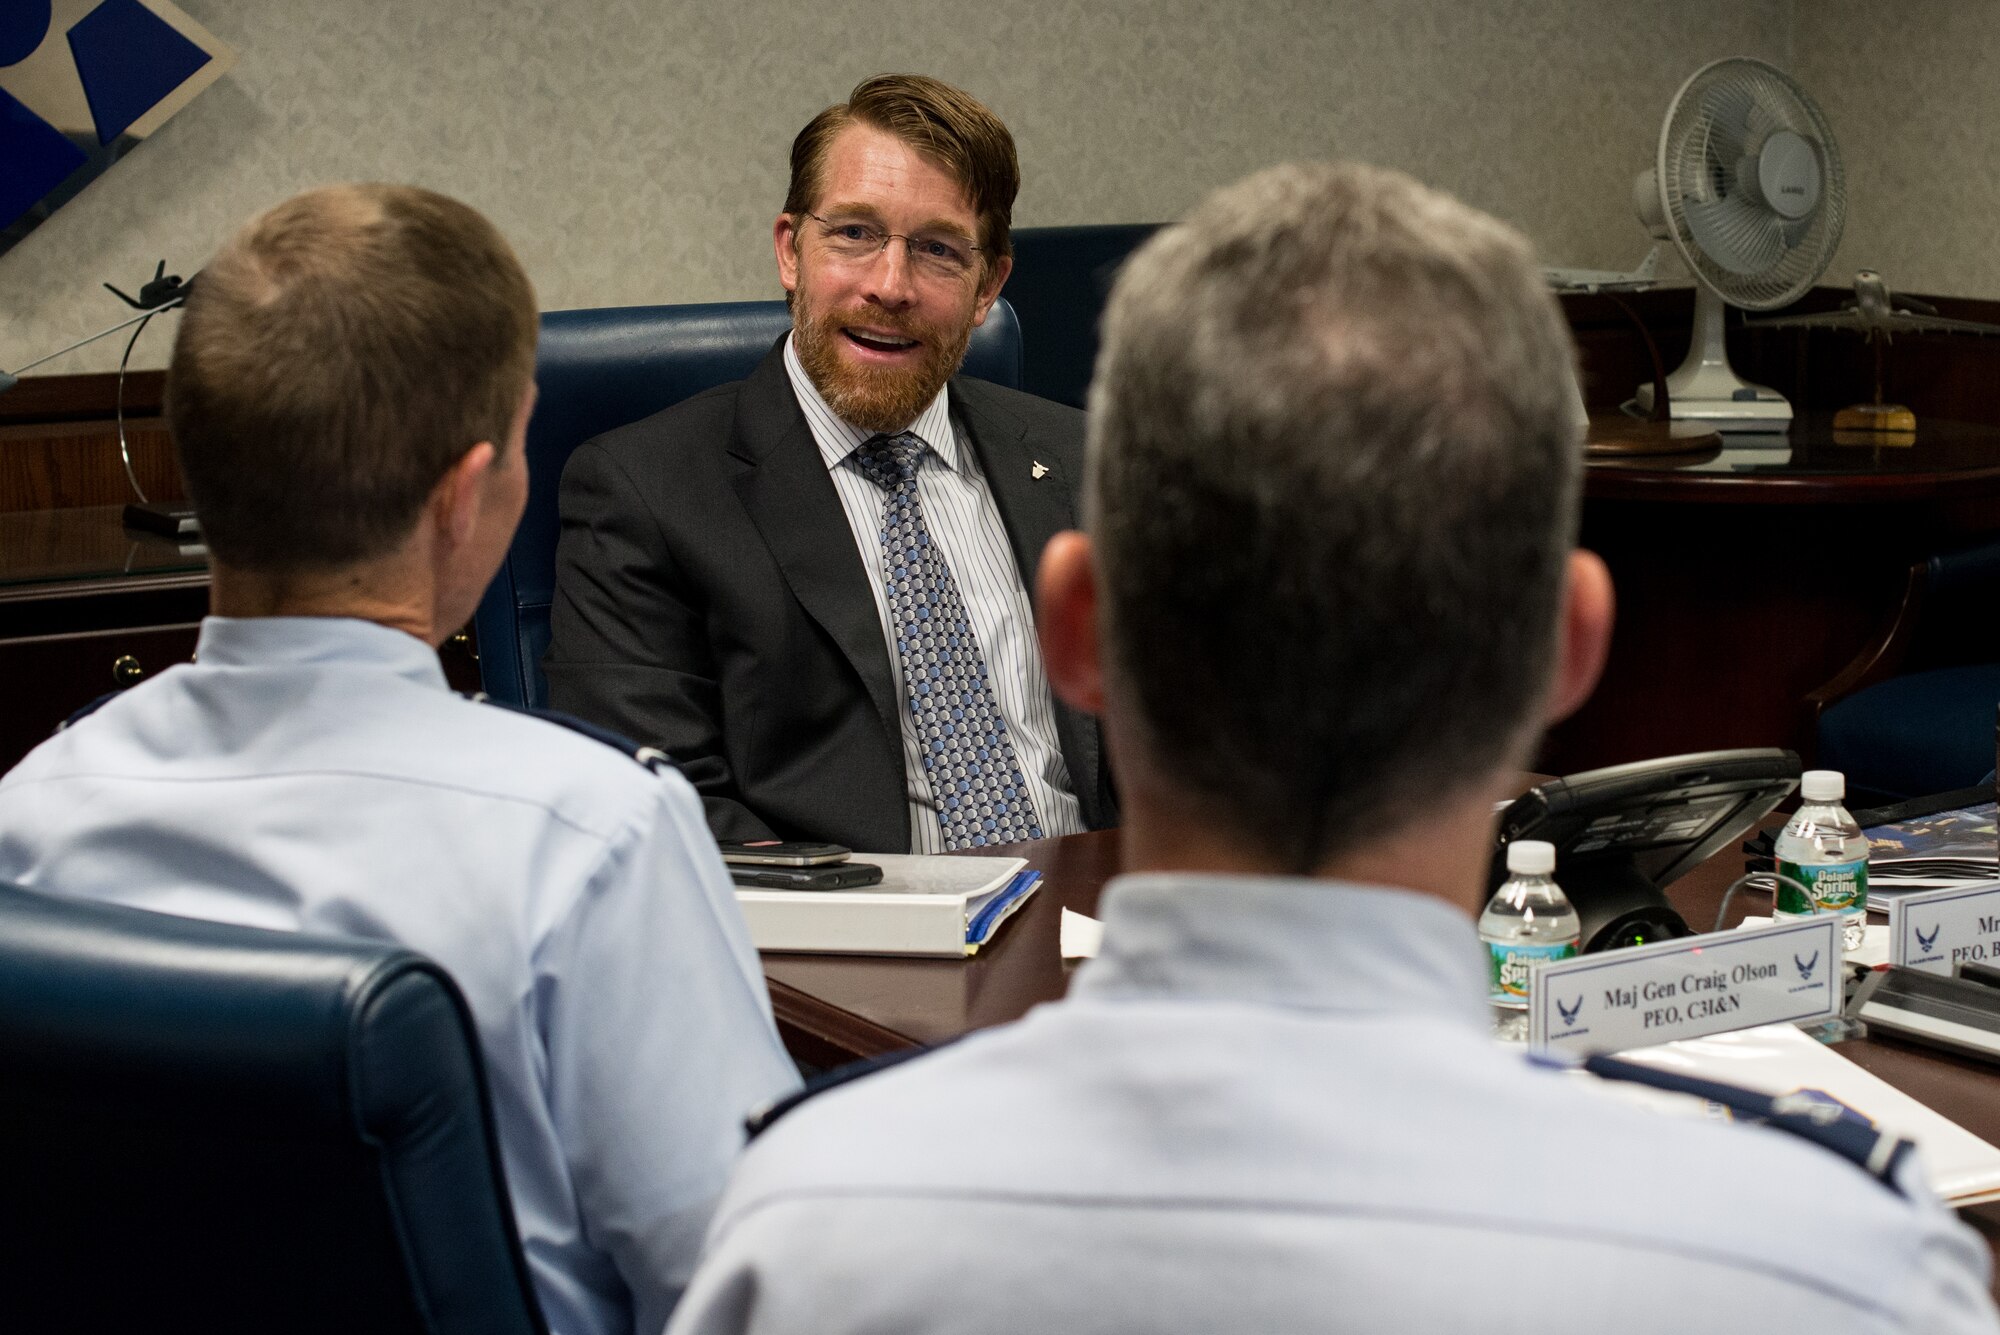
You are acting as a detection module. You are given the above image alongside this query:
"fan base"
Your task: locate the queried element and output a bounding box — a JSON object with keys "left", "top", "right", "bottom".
{"left": 1832, "top": 403, "right": 1916, "bottom": 445}
{"left": 1586, "top": 417, "right": 1724, "bottom": 457}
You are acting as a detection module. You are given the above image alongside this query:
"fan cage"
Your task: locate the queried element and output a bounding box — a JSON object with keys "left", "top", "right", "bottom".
{"left": 1659, "top": 57, "right": 1846, "bottom": 310}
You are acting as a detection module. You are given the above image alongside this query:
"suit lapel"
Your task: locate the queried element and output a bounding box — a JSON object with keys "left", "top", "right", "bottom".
{"left": 727, "top": 344, "right": 904, "bottom": 758}
{"left": 952, "top": 379, "right": 1077, "bottom": 592}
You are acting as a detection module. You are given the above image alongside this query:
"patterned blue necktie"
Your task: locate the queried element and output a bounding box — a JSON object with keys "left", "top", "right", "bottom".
{"left": 850, "top": 432, "right": 1044, "bottom": 849}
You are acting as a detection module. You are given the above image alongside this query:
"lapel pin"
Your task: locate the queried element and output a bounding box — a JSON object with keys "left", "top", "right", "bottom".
{"left": 1031, "top": 461, "right": 1050, "bottom": 480}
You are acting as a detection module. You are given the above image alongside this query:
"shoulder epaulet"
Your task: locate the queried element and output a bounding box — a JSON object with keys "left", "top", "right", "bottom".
{"left": 468, "top": 694, "right": 679, "bottom": 775}
{"left": 1567, "top": 1050, "right": 1918, "bottom": 1196}
{"left": 57, "top": 692, "right": 121, "bottom": 733}
{"left": 746, "top": 1039, "right": 958, "bottom": 1142}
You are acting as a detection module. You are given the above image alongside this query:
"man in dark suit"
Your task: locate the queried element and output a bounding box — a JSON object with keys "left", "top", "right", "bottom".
{"left": 546, "top": 74, "right": 1113, "bottom": 853}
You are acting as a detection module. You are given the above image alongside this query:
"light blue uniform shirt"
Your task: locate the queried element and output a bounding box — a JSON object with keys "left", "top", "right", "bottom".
{"left": 0, "top": 616, "right": 800, "bottom": 1335}
{"left": 671, "top": 873, "right": 2000, "bottom": 1335}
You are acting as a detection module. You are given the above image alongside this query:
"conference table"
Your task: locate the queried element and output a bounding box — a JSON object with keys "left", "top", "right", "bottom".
{"left": 759, "top": 822, "right": 2000, "bottom": 1293}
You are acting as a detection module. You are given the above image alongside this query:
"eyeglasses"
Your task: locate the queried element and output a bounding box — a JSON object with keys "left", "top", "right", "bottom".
{"left": 800, "top": 212, "right": 983, "bottom": 281}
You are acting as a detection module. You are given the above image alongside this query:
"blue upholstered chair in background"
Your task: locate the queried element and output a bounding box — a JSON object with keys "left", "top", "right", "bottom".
{"left": 474, "top": 298, "right": 1022, "bottom": 708}
{"left": 0, "top": 883, "right": 546, "bottom": 1335}
{"left": 1813, "top": 538, "right": 2000, "bottom": 805}
{"left": 1006, "top": 224, "right": 1160, "bottom": 409}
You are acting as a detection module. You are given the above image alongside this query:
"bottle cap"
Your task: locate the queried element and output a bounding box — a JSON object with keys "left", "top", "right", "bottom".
{"left": 1801, "top": 770, "right": 1845, "bottom": 803}
{"left": 1506, "top": 839, "right": 1555, "bottom": 875}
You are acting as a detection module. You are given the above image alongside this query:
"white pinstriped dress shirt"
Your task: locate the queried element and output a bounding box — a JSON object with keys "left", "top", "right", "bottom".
{"left": 783, "top": 336, "right": 1083, "bottom": 853}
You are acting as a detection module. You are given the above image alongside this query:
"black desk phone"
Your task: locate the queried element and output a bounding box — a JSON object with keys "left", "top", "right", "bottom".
{"left": 1493, "top": 749, "right": 1801, "bottom": 953}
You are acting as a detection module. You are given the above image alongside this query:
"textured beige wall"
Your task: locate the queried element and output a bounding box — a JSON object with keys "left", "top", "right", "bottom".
{"left": 4, "top": 0, "right": 1792, "bottom": 373}
{"left": 1795, "top": 0, "right": 2000, "bottom": 301}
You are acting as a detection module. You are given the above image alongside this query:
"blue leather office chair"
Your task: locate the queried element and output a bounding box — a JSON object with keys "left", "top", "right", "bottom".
{"left": 0, "top": 883, "right": 547, "bottom": 1335}
{"left": 1007, "top": 224, "right": 1160, "bottom": 409}
{"left": 474, "top": 297, "right": 1022, "bottom": 708}
{"left": 1813, "top": 538, "right": 2000, "bottom": 804}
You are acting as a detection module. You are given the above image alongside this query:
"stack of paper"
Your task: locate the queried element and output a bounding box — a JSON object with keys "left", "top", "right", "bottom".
{"left": 1611, "top": 1023, "right": 2000, "bottom": 1205}
{"left": 1061, "top": 907, "right": 1104, "bottom": 960}
{"left": 736, "top": 854, "right": 1041, "bottom": 957}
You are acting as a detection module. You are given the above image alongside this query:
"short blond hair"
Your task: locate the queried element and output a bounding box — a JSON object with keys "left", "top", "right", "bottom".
{"left": 166, "top": 183, "right": 538, "bottom": 571}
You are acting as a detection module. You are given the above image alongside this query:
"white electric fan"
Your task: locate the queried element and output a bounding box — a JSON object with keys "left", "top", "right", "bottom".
{"left": 1632, "top": 57, "right": 1846, "bottom": 431}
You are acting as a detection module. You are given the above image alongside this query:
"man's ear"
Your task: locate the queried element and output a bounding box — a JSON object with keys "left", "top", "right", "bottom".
{"left": 1546, "top": 549, "right": 1615, "bottom": 726}
{"left": 972, "top": 252, "right": 1013, "bottom": 327}
{"left": 433, "top": 440, "right": 498, "bottom": 548}
{"left": 774, "top": 213, "right": 802, "bottom": 295}
{"left": 1035, "top": 529, "right": 1106, "bottom": 715}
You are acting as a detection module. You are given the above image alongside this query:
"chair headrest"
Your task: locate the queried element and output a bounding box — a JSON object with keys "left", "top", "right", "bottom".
{"left": 0, "top": 883, "right": 546, "bottom": 1334}
{"left": 1005, "top": 224, "right": 1160, "bottom": 410}
{"left": 0, "top": 884, "right": 455, "bottom": 1128}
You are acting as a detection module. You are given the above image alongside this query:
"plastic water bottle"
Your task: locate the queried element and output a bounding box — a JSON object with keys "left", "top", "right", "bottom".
{"left": 1480, "top": 840, "right": 1581, "bottom": 1041}
{"left": 1773, "top": 769, "right": 1868, "bottom": 954}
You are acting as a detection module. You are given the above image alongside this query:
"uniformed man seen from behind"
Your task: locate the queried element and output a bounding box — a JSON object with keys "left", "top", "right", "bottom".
{"left": 664, "top": 163, "right": 2000, "bottom": 1335}
{"left": 0, "top": 184, "right": 800, "bottom": 1335}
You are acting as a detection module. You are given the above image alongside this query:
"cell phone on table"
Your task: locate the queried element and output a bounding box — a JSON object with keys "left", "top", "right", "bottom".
{"left": 718, "top": 840, "right": 852, "bottom": 867}
{"left": 728, "top": 862, "right": 883, "bottom": 892}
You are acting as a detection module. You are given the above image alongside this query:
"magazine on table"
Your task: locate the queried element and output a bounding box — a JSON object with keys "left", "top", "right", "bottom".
{"left": 1856, "top": 788, "right": 1999, "bottom": 903}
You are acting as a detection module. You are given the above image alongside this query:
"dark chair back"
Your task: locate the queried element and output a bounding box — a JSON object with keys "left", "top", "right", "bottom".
{"left": 474, "top": 297, "right": 1023, "bottom": 707}
{"left": 1813, "top": 536, "right": 2000, "bottom": 802}
{"left": 1006, "top": 224, "right": 1161, "bottom": 410}
{"left": 0, "top": 883, "right": 546, "bottom": 1335}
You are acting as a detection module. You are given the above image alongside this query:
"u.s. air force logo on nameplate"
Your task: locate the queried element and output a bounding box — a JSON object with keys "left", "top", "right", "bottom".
{"left": 1889, "top": 879, "right": 2000, "bottom": 976}
{"left": 1528, "top": 916, "right": 1841, "bottom": 1055}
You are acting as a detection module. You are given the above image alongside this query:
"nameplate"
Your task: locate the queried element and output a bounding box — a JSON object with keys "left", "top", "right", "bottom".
{"left": 1889, "top": 880, "right": 2000, "bottom": 975}
{"left": 1528, "top": 916, "right": 1841, "bottom": 1055}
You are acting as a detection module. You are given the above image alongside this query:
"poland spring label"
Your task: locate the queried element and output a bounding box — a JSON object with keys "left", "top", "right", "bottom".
{"left": 1490, "top": 940, "right": 1576, "bottom": 1005}
{"left": 1777, "top": 858, "right": 1867, "bottom": 917}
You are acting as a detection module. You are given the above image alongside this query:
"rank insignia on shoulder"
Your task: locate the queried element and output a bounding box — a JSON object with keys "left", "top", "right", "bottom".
{"left": 1579, "top": 1051, "right": 1918, "bottom": 1196}
{"left": 58, "top": 692, "right": 121, "bottom": 733}
{"left": 747, "top": 1039, "right": 958, "bottom": 1141}
{"left": 469, "top": 694, "right": 679, "bottom": 775}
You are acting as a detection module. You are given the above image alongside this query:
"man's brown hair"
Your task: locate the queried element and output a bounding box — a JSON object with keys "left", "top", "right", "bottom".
{"left": 166, "top": 182, "right": 538, "bottom": 572}
{"left": 784, "top": 73, "right": 1020, "bottom": 261}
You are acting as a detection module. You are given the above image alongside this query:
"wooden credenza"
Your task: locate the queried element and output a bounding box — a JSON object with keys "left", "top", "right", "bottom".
{"left": 0, "top": 511, "right": 207, "bottom": 767}
{"left": 0, "top": 375, "right": 201, "bottom": 768}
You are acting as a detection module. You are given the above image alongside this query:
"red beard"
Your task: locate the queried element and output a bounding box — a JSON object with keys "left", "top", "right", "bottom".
{"left": 791, "top": 300, "right": 976, "bottom": 435}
